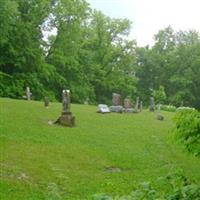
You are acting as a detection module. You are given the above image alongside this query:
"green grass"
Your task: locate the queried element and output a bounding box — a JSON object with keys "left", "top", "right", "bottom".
{"left": 0, "top": 98, "right": 200, "bottom": 199}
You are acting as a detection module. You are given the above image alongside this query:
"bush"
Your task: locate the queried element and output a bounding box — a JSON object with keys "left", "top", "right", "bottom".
{"left": 173, "top": 108, "right": 200, "bottom": 156}
{"left": 177, "top": 106, "right": 196, "bottom": 111}
{"left": 93, "top": 171, "right": 200, "bottom": 200}
{"left": 153, "top": 85, "right": 167, "bottom": 104}
{"left": 157, "top": 104, "right": 177, "bottom": 112}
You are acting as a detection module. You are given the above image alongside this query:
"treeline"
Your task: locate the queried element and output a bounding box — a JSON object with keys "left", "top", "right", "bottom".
{"left": 137, "top": 27, "right": 200, "bottom": 108}
{"left": 0, "top": 0, "right": 200, "bottom": 108}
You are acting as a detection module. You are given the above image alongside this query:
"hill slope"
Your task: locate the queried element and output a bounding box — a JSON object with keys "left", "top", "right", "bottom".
{"left": 0, "top": 98, "right": 200, "bottom": 199}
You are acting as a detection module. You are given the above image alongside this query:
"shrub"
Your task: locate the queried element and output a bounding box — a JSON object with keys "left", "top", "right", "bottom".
{"left": 153, "top": 85, "right": 167, "bottom": 104}
{"left": 177, "top": 106, "right": 196, "bottom": 111}
{"left": 93, "top": 171, "right": 200, "bottom": 200}
{"left": 157, "top": 104, "right": 177, "bottom": 112}
{"left": 173, "top": 108, "right": 200, "bottom": 156}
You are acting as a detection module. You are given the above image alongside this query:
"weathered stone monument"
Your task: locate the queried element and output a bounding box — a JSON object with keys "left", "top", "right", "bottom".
{"left": 54, "top": 90, "right": 75, "bottom": 127}
{"left": 150, "top": 97, "right": 155, "bottom": 112}
{"left": 26, "top": 86, "right": 32, "bottom": 100}
{"left": 124, "top": 98, "right": 131, "bottom": 110}
{"left": 110, "top": 93, "right": 123, "bottom": 113}
{"left": 44, "top": 97, "right": 49, "bottom": 108}
{"left": 112, "top": 93, "right": 121, "bottom": 106}
{"left": 135, "top": 96, "right": 140, "bottom": 112}
{"left": 124, "top": 98, "right": 134, "bottom": 113}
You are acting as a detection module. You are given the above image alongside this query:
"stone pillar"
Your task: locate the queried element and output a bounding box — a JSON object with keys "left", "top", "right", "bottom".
{"left": 150, "top": 97, "right": 155, "bottom": 112}
{"left": 62, "top": 90, "right": 70, "bottom": 113}
{"left": 26, "top": 87, "right": 31, "bottom": 100}
{"left": 55, "top": 90, "right": 75, "bottom": 127}
{"left": 44, "top": 97, "right": 49, "bottom": 108}
{"left": 135, "top": 96, "right": 140, "bottom": 112}
{"left": 110, "top": 93, "right": 123, "bottom": 113}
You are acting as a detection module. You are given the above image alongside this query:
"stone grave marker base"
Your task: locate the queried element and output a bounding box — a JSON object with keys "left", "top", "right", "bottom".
{"left": 124, "top": 108, "right": 135, "bottom": 113}
{"left": 110, "top": 105, "right": 124, "bottom": 113}
{"left": 54, "top": 112, "right": 75, "bottom": 127}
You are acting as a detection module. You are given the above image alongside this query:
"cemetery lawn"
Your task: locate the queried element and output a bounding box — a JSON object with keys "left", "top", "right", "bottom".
{"left": 0, "top": 98, "right": 200, "bottom": 200}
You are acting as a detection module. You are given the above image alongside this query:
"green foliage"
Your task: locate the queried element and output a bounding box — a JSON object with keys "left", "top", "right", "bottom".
{"left": 173, "top": 109, "right": 200, "bottom": 156}
{"left": 1, "top": 1, "right": 200, "bottom": 108}
{"left": 153, "top": 86, "right": 167, "bottom": 104}
{"left": 157, "top": 105, "right": 177, "bottom": 112}
{"left": 93, "top": 171, "right": 200, "bottom": 200}
{"left": 136, "top": 27, "right": 200, "bottom": 109}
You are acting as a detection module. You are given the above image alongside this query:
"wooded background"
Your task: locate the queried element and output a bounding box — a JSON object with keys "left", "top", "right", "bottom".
{"left": 1, "top": 0, "right": 200, "bottom": 108}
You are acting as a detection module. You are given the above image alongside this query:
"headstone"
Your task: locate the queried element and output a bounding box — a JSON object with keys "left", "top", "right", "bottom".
{"left": 138, "top": 101, "right": 143, "bottom": 112}
{"left": 135, "top": 96, "right": 140, "bottom": 112}
{"left": 62, "top": 89, "right": 70, "bottom": 113}
{"left": 112, "top": 93, "right": 121, "bottom": 106}
{"left": 124, "top": 98, "right": 134, "bottom": 113}
{"left": 26, "top": 87, "right": 32, "bottom": 100}
{"left": 124, "top": 98, "right": 132, "bottom": 109}
{"left": 54, "top": 90, "right": 75, "bottom": 127}
{"left": 44, "top": 97, "right": 49, "bottom": 108}
{"left": 98, "top": 104, "right": 110, "bottom": 113}
{"left": 110, "top": 93, "right": 123, "bottom": 113}
{"left": 150, "top": 97, "right": 155, "bottom": 112}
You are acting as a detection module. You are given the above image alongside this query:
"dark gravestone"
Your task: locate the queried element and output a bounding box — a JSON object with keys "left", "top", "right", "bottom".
{"left": 54, "top": 90, "right": 75, "bottom": 127}
{"left": 150, "top": 97, "right": 155, "bottom": 112}
{"left": 44, "top": 97, "right": 49, "bottom": 108}
{"left": 26, "top": 87, "right": 32, "bottom": 100}
{"left": 110, "top": 93, "right": 123, "bottom": 113}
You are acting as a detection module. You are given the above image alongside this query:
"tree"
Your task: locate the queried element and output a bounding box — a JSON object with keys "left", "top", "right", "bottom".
{"left": 83, "top": 10, "right": 137, "bottom": 103}
{"left": 153, "top": 86, "right": 166, "bottom": 104}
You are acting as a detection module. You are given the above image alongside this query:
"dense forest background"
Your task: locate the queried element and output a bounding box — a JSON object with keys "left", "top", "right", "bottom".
{"left": 0, "top": 0, "right": 200, "bottom": 108}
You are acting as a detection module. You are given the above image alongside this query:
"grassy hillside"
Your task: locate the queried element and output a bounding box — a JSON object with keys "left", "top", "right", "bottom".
{"left": 0, "top": 98, "right": 200, "bottom": 199}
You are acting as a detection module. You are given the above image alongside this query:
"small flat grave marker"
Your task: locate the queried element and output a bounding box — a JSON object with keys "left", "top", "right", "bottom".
{"left": 98, "top": 104, "right": 110, "bottom": 113}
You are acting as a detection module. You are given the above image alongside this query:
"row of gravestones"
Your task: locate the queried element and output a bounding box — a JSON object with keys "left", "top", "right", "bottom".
{"left": 24, "top": 87, "right": 161, "bottom": 126}
{"left": 98, "top": 93, "right": 143, "bottom": 113}
{"left": 24, "top": 87, "right": 153, "bottom": 113}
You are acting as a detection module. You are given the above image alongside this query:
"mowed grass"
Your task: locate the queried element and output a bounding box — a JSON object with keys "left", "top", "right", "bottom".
{"left": 0, "top": 98, "right": 200, "bottom": 199}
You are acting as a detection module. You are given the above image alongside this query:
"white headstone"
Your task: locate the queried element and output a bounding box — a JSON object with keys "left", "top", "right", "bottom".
{"left": 98, "top": 104, "right": 110, "bottom": 113}
{"left": 26, "top": 87, "right": 31, "bottom": 100}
